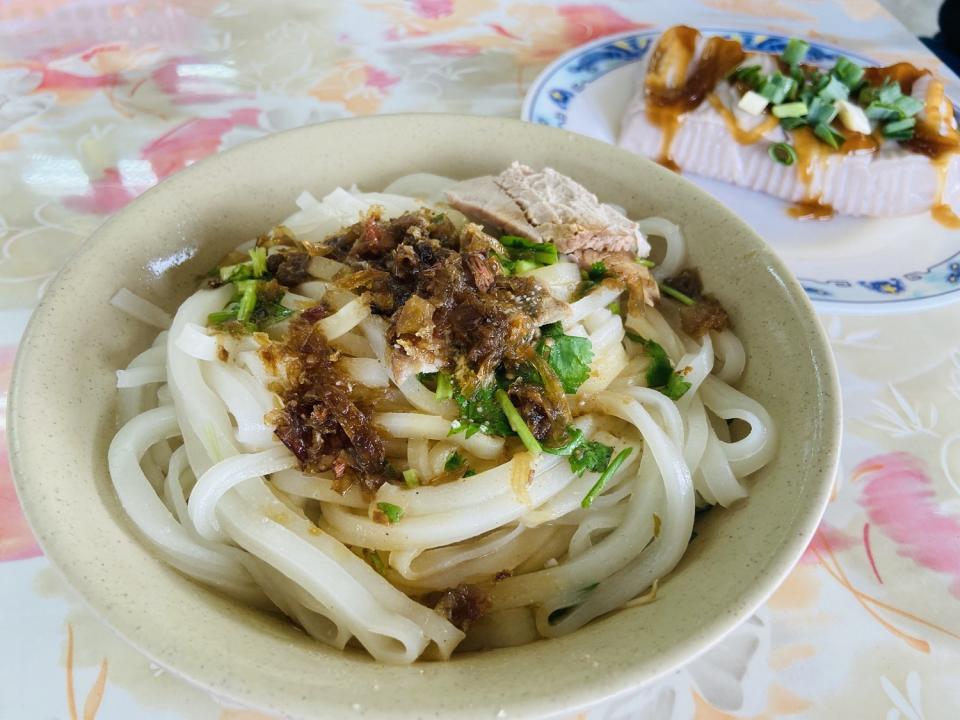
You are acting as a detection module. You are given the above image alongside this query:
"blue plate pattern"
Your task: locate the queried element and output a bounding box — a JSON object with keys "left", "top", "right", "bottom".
{"left": 523, "top": 29, "right": 960, "bottom": 309}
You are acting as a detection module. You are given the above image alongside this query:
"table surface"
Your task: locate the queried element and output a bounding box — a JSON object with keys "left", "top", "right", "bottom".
{"left": 2, "top": 1, "right": 959, "bottom": 718}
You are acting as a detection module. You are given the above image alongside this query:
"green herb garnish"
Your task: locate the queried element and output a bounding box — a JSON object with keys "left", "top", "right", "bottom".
{"left": 759, "top": 72, "right": 795, "bottom": 104}
{"left": 498, "top": 235, "right": 558, "bottom": 274}
{"left": 495, "top": 389, "right": 542, "bottom": 455}
{"left": 362, "top": 548, "right": 387, "bottom": 575}
{"left": 569, "top": 440, "right": 613, "bottom": 477}
{"left": 542, "top": 426, "right": 585, "bottom": 456}
{"left": 883, "top": 116, "right": 916, "bottom": 140}
{"left": 780, "top": 38, "right": 809, "bottom": 66}
{"left": 582, "top": 447, "right": 632, "bottom": 508}
{"left": 444, "top": 452, "right": 465, "bottom": 472}
{"left": 451, "top": 381, "right": 513, "bottom": 438}
{"left": 537, "top": 322, "right": 594, "bottom": 394}
{"left": 376, "top": 502, "right": 404, "bottom": 524}
{"left": 576, "top": 261, "right": 609, "bottom": 297}
{"left": 772, "top": 101, "right": 807, "bottom": 118}
{"left": 435, "top": 371, "right": 453, "bottom": 400}
{"left": 659, "top": 283, "right": 696, "bottom": 306}
{"left": 662, "top": 371, "right": 693, "bottom": 401}
{"left": 833, "top": 56, "right": 865, "bottom": 89}
{"left": 817, "top": 75, "right": 849, "bottom": 103}
{"left": 813, "top": 122, "right": 845, "bottom": 149}
{"left": 768, "top": 142, "right": 797, "bottom": 166}
{"left": 402, "top": 469, "right": 419, "bottom": 488}
{"left": 626, "top": 334, "right": 693, "bottom": 401}
{"left": 207, "top": 285, "right": 294, "bottom": 332}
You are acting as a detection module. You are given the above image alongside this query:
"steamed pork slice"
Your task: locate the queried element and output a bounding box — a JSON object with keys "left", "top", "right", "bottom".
{"left": 446, "top": 162, "right": 651, "bottom": 256}
{"left": 618, "top": 28, "right": 960, "bottom": 217}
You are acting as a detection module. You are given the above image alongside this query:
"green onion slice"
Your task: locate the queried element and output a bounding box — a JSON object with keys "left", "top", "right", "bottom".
{"left": 768, "top": 142, "right": 798, "bottom": 166}
{"left": 772, "top": 101, "right": 808, "bottom": 118}
{"left": 376, "top": 502, "right": 404, "bottom": 524}
{"left": 813, "top": 122, "right": 846, "bottom": 149}
{"left": 435, "top": 372, "right": 453, "bottom": 400}
{"left": 780, "top": 38, "right": 810, "bottom": 66}
{"left": 236, "top": 280, "right": 258, "bottom": 323}
{"left": 833, "top": 56, "right": 865, "bottom": 89}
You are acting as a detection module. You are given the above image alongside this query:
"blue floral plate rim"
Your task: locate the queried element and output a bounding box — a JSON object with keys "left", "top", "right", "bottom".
{"left": 521, "top": 27, "right": 960, "bottom": 313}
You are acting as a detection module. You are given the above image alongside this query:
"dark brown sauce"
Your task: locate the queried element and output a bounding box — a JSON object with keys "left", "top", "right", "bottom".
{"left": 643, "top": 33, "right": 960, "bottom": 223}
{"left": 791, "top": 126, "right": 822, "bottom": 196}
{"left": 657, "top": 156, "right": 681, "bottom": 173}
{"left": 863, "top": 62, "right": 927, "bottom": 94}
{"left": 645, "top": 26, "right": 745, "bottom": 169}
{"left": 842, "top": 131, "right": 882, "bottom": 154}
{"left": 708, "top": 93, "right": 778, "bottom": 144}
{"left": 932, "top": 204, "right": 960, "bottom": 228}
{"left": 904, "top": 79, "right": 960, "bottom": 160}
{"left": 788, "top": 201, "right": 836, "bottom": 221}
{"left": 931, "top": 140, "right": 960, "bottom": 228}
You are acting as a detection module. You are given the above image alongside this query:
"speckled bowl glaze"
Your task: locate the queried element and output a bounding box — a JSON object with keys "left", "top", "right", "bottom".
{"left": 9, "top": 114, "right": 841, "bottom": 720}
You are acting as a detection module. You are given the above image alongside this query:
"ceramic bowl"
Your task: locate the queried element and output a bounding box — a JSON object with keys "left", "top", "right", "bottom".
{"left": 9, "top": 114, "right": 841, "bottom": 719}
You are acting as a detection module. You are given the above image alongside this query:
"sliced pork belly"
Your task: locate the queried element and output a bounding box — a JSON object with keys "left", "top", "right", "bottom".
{"left": 618, "top": 26, "right": 960, "bottom": 219}
{"left": 446, "top": 162, "right": 651, "bottom": 256}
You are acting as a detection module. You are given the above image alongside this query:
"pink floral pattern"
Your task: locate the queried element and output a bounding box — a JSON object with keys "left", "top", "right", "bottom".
{"left": 0, "top": 347, "right": 40, "bottom": 562}
{"left": 856, "top": 452, "right": 960, "bottom": 599}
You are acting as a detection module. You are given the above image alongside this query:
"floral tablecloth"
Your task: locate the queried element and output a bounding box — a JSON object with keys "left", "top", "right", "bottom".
{"left": 2, "top": 1, "right": 959, "bottom": 718}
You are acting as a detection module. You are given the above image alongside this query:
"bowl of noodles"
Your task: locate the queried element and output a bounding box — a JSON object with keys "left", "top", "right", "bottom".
{"left": 9, "top": 114, "right": 840, "bottom": 719}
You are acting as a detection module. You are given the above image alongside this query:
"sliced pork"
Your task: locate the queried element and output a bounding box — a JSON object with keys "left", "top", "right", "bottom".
{"left": 446, "top": 162, "right": 651, "bottom": 255}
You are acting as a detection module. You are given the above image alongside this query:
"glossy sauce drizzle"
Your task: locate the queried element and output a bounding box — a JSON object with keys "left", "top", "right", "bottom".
{"left": 644, "top": 26, "right": 745, "bottom": 171}
{"left": 865, "top": 63, "right": 960, "bottom": 228}
{"left": 708, "top": 93, "right": 779, "bottom": 144}
{"left": 642, "top": 36, "right": 960, "bottom": 224}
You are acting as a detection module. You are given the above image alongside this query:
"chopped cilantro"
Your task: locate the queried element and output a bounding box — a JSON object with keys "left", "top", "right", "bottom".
{"left": 662, "top": 372, "right": 692, "bottom": 401}
{"left": 207, "top": 287, "right": 293, "bottom": 333}
{"left": 218, "top": 247, "right": 270, "bottom": 283}
{"left": 576, "top": 261, "right": 609, "bottom": 297}
{"left": 587, "top": 261, "right": 608, "bottom": 280}
{"left": 537, "top": 322, "right": 594, "bottom": 394}
{"left": 376, "top": 502, "right": 403, "bottom": 524}
{"left": 495, "top": 389, "right": 542, "bottom": 455}
{"left": 500, "top": 235, "right": 559, "bottom": 266}
{"left": 569, "top": 440, "right": 613, "bottom": 477}
{"left": 444, "top": 451, "right": 465, "bottom": 472}
{"left": 451, "top": 382, "right": 514, "bottom": 438}
{"left": 542, "top": 426, "right": 585, "bottom": 456}
{"left": 463, "top": 469, "right": 477, "bottom": 477}
{"left": 625, "top": 333, "right": 692, "bottom": 401}
{"left": 582, "top": 447, "right": 633, "bottom": 508}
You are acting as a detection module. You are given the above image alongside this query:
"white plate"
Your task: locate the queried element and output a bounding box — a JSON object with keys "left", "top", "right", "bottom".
{"left": 522, "top": 28, "right": 960, "bottom": 314}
